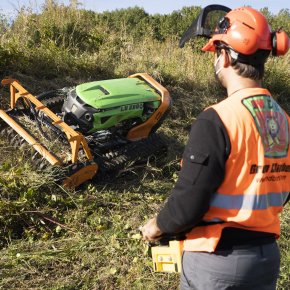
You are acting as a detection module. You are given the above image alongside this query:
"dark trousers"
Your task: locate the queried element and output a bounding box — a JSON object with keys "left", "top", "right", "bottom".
{"left": 180, "top": 242, "right": 280, "bottom": 290}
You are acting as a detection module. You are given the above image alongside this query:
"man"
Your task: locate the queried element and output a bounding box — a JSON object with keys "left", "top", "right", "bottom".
{"left": 140, "top": 6, "right": 290, "bottom": 290}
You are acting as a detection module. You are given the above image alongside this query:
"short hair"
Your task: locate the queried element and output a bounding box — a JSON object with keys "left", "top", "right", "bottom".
{"left": 216, "top": 44, "right": 268, "bottom": 80}
{"left": 231, "top": 61, "right": 265, "bottom": 80}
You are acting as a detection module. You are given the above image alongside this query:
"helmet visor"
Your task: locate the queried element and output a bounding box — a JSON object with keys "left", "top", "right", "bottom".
{"left": 179, "top": 5, "right": 231, "bottom": 48}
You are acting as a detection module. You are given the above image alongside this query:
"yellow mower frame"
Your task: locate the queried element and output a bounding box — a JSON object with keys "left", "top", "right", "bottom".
{"left": 0, "top": 79, "right": 98, "bottom": 188}
{"left": 127, "top": 73, "right": 171, "bottom": 140}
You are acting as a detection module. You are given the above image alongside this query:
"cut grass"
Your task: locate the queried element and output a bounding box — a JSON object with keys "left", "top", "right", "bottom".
{"left": 0, "top": 3, "right": 289, "bottom": 289}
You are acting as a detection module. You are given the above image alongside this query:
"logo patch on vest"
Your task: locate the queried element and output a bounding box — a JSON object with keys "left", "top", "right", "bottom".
{"left": 242, "top": 95, "right": 289, "bottom": 158}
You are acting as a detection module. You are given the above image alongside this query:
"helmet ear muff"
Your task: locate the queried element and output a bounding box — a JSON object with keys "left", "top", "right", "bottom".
{"left": 271, "top": 30, "right": 289, "bottom": 56}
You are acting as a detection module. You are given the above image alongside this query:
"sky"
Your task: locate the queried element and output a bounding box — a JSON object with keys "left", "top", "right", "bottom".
{"left": 0, "top": 0, "right": 289, "bottom": 16}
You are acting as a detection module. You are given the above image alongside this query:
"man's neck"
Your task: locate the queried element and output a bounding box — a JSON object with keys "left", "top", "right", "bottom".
{"left": 226, "top": 77, "right": 262, "bottom": 97}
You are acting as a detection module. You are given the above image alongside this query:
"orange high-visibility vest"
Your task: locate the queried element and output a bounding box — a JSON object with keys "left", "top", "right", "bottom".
{"left": 184, "top": 88, "right": 290, "bottom": 252}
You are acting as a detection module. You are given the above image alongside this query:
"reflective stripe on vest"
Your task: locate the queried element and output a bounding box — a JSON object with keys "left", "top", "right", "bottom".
{"left": 208, "top": 191, "right": 289, "bottom": 212}
{"left": 184, "top": 88, "right": 290, "bottom": 253}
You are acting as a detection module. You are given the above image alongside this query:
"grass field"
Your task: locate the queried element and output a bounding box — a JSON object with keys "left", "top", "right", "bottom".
{"left": 0, "top": 3, "right": 289, "bottom": 289}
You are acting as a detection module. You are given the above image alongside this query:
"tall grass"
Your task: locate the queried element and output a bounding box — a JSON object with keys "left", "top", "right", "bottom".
{"left": 0, "top": 2, "right": 289, "bottom": 289}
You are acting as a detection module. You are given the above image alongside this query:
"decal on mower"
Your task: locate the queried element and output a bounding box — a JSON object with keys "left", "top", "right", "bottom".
{"left": 120, "top": 103, "right": 143, "bottom": 111}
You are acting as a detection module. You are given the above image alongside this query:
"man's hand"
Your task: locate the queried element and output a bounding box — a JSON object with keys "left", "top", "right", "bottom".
{"left": 140, "top": 217, "right": 163, "bottom": 242}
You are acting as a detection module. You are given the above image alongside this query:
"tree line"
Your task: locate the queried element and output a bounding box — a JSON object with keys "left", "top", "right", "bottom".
{"left": 1, "top": 1, "right": 289, "bottom": 53}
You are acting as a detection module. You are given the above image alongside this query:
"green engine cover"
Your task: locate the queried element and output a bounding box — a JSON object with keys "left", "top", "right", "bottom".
{"left": 75, "top": 77, "right": 161, "bottom": 132}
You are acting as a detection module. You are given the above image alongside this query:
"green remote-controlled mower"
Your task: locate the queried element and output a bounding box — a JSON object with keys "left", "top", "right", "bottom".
{"left": 0, "top": 73, "right": 171, "bottom": 188}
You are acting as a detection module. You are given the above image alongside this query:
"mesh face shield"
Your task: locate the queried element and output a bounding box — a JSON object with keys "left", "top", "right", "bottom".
{"left": 179, "top": 5, "right": 231, "bottom": 48}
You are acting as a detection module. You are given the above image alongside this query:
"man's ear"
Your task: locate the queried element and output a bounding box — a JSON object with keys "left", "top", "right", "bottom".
{"left": 221, "top": 49, "right": 230, "bottom": 68}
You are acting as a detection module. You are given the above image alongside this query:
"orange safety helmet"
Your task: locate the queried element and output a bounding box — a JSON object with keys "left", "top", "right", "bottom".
{"left": 202, "top": 7, "right": 289, "bottom": 57}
